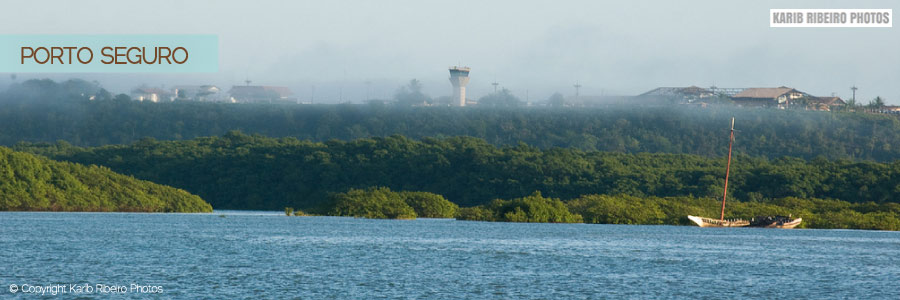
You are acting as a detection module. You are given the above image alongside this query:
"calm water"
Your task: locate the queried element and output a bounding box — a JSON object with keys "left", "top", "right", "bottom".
{"left": 1, "top": 211, "right": 898, "bottom": 299}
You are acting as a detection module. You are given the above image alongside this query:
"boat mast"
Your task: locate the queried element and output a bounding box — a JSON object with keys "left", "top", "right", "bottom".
{"left": 720, "top": 117, "right": 735, "bottom": 221}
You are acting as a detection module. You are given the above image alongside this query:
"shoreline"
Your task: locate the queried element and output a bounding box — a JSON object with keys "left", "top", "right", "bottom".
{"left": 4, "top": 210, "right": 897, "bottom": 232}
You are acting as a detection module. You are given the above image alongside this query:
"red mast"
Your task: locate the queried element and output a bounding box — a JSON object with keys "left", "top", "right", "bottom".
{"left": 720, "top": 117, "right": 735, "bottom": 221}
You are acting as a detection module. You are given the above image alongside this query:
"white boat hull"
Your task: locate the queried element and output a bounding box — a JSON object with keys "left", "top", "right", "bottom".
{"left": 687, "top": 215, "right": 750, "bottom": 227}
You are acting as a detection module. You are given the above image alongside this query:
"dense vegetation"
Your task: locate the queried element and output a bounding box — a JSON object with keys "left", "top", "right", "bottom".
{"left": 4, "top": 79, "right": 899, "bottom": 229}
{"left": 15, "top": 133, "right": 900, "bottom": 213}
{"left": 321, "top": 187, "right": 457, "bottom": 219}
{"left": 459, "top": 193, "right": 900, "bottom": 230}
{"left": 456, "top": 192, "right": 583, "bottom": 223}
{"left": 0, "top": 147, "right": 211, "bottom": 212}
{"left": 569, "top": 195, "right": 900, "bottom": 230}
{"left": 4, "top": 79, "right": 900, "bottom": 161}
{"left": 400, "top": 190, "right": 459, "bottom": 218}
{"left": 318, "top": 186, "right": 900, "bottom": 230}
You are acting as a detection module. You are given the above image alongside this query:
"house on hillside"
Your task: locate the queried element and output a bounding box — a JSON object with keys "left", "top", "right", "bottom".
{"left": 871, "top": 105, "right": 900, "bottom": 115}
{"left": 130, "top": 87, "right": 173, "bottom": 102}
{"left": 173, "top": 85, "right": 222, "bottom": 102}
{"left": 228, "top": 85, "right": 295, "bottom": 103}
{"left": 731, "top": 87, "right": 808, "bottom": 108}
{"left": 638, "top": 86, "right": 716, "bottom": 104}
{"left": 806, "top": 96, "right": 846, "bottom": 111}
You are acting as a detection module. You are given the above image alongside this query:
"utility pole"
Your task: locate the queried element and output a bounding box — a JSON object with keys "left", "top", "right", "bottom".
{"left": 341, "top": 69, "right": 347, "bottom": 103}
{"left": 851, "top": 86, "right": 858, "bottom": 103}
{"left": 573, "top": 82, "right": 582, "bottom": 98}
{"left": 491, "top": 81, "right": 499, "bottom": 93}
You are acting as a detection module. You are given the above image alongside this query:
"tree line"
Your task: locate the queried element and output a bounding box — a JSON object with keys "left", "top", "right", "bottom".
{"left": 457, "top": 192, "right": 900, "bottom": 230}
{"left": 15, "top": 133, "right": 900, "bottom": 212}
{"left": 3, "top": 79, "right": 900, "bottom": 161}
{"left": 297, "top": 187, "right": 900, "bottom": 230}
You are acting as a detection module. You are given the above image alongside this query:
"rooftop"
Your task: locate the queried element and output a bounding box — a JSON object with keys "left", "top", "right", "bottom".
{"left": 640, "top": 86, "right": 712, "bottom": 97}
{"left": 732, "top": 87, "right": 799, "bottom": 99}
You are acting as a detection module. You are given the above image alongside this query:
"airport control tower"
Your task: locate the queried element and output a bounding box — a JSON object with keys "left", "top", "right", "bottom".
{"left": 449, "top": 66, "right": 470, "bottom": 106}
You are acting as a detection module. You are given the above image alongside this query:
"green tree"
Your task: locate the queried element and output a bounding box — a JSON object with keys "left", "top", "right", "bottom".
{"left": 478, "top": 88, "right": 522, "bottom": 107}
{"left": 547, "top": 92, "right": 566, "bottom": 107}
{"left": 395, "top": 79, "right": 431, "bottom": 106}
{"left": 401, "top": 191, "right": 458, "bottom": 218}
{"left": 868, "top": 96, "right": 885, "bottom": 109}
{"left": 326, "top": 187, "right": 416, "bottom": 219}
{"left": 474, "top": 191, "right": 583, "bottom": 223}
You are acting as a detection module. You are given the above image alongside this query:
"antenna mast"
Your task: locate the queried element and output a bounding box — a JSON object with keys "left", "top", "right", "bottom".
{"left": 720, "top": 117, "right": 735, "bottom": 221}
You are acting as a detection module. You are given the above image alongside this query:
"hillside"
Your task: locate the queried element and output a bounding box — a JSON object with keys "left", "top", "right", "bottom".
{"left": 0, "top": 147, "right": 212, "bottom": 212}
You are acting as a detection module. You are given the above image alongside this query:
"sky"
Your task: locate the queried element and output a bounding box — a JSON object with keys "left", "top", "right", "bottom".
{"left": 1, "top": 0, "right": 898, "bottom": 104}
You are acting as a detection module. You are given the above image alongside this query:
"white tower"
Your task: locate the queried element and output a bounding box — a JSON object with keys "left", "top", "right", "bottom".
{"left": 449, "top": 66, "right": 470, "bottom": 106}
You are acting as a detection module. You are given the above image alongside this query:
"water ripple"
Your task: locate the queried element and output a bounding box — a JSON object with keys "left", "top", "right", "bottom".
{"left": 1, "top": 212, "right": 898, "bottom": 299}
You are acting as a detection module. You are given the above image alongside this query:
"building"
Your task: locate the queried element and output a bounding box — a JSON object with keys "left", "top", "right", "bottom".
{"left": 173, "top": 85, "right": 222, "bottom": 102}
{"left": 806, "top": 96, "right": 846, "bottom": 111}
{"left": 731, "top": 87, "right": 809, "bottom": 108}
{"left": 228, "top": 85, "right": 295, "bottom": 103}
{"left": 870, "top": 105, "right": 900, "bottom": 115}
{"left": 130, "top": 87, "right": 173, "bottom": 102}
{"left": 448, "top": 66, "right": 470, "bottom": 107}
{"left": 707, "top": 87, "right": 746, "bottom": 97}
{"left": 638, "top": 86, "right": 716, "bottom": 103}
{"left": 886, "top": 106, "right": 900, "bottom": 114}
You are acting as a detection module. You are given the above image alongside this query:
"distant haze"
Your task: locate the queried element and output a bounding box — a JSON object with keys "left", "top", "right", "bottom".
{"left": 1, "top": 0, "right": 898, "bottom": 104}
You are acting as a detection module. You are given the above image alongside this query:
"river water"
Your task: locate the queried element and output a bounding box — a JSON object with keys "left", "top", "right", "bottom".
{"left": 1, "top": 211, "right": 898, "bottom": 299}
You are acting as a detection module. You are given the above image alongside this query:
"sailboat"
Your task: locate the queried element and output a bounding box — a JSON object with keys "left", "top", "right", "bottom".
{"left": 749, "top": 215, "right": 802, "bottom": 229}
{"left": 687, "top": 117, "right": 750, "bottom": 228}
{"left": 688, "top": 117, "right": 802, "bottom": 228}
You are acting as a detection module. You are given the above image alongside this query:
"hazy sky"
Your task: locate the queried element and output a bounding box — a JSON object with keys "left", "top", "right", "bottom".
{"left": 2, "top": 0, "right": 898, "bottom": 104}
